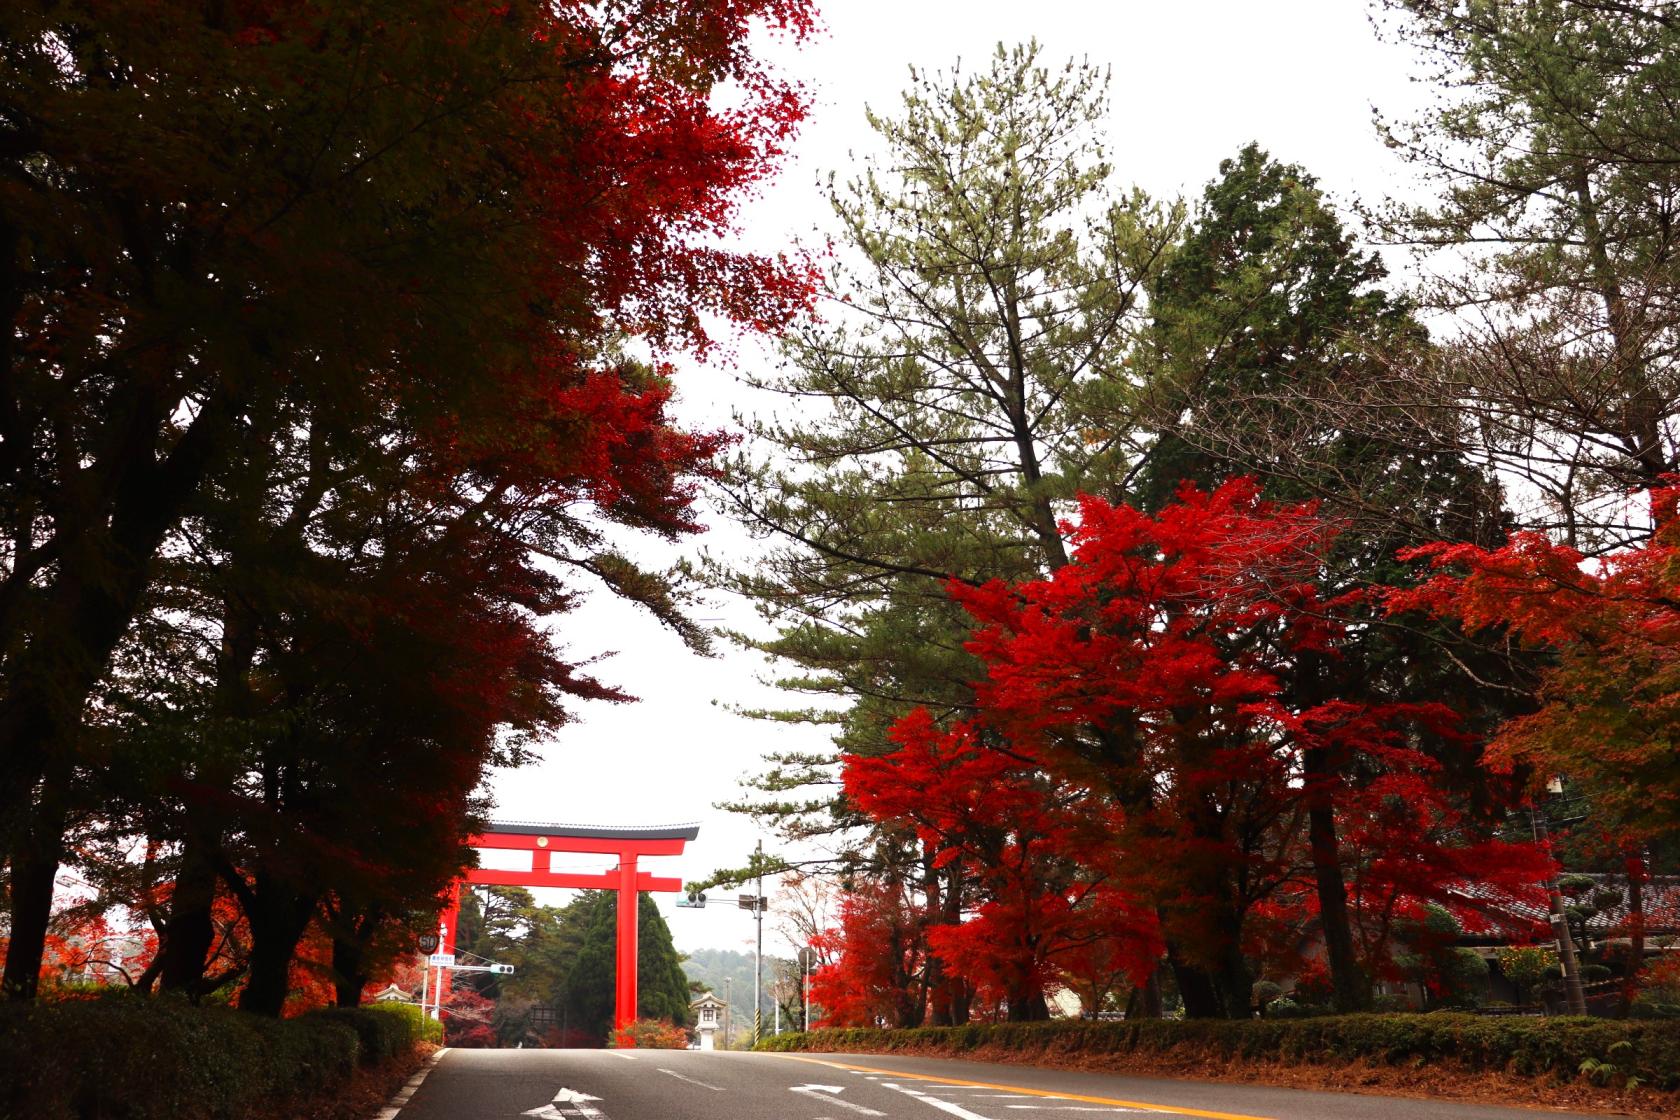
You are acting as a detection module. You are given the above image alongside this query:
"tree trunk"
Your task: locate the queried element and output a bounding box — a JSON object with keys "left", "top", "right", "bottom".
{"left": 1625, "top": 847, "right": 1648, "bottom": 1010}
{"left": 1305, "top": 748, "right": 1367, "bottom": 1013}
{"left": 1165, "top": 933, "right": 1225, "bottom": 1020}
{"left": 1217, "top": 935, "right": 1253, "bottom": 1019}
{"left": 332, "top": 933, "right": 370, "bottom": 1008}
{"left": 922, "top": 847, "right": 952, "bottom": 1027}
{"left": 1004, "top": 980, "right": 1049, "bottom": 1022}
{"left": 158, "top": 827, "right": 220, "bottom": 997}
{"left": 1, "top": 793, "right": 66, "bottom": 1000}
{"left": 0, "top": 379, "right": 239, "bottom": 986}
{"left": 1142, "top": 968, "right": 1164, "bottom": 1018}
{"left": 238, "top": 876, "right": 318, "bottom": 1017}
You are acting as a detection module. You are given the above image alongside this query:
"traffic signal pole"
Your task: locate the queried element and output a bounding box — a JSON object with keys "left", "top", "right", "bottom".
{"left": 675, "top": 839, "right": 771, "bottom": 1045}
{"left": 754, "top": 840, "right": 764, "bottom": 1047}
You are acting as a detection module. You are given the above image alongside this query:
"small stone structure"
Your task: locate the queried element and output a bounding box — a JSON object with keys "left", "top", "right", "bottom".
{"left": 690, "top": 991, "right": 726, "bottom": 1051}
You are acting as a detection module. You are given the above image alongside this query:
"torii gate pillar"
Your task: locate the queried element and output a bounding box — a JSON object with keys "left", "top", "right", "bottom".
{"left": 443, "top": 822, "right": 697, "bottom": 1037}
{"left": 615, "top": 853, "right": 639, "bottom": 1033}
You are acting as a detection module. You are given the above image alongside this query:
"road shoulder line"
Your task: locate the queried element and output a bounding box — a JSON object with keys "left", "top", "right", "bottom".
{"left": 371, "top": 1046, "right": 451, "bottom": 1120}
{"left": 765, "top": 1054, "right": 1275, "bottom": 1120}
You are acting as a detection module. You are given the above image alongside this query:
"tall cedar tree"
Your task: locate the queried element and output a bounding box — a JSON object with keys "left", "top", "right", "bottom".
{"left": 716, "top": 42, "right": 1178, "bottom": 1025}
{"left": 1130, "top": 146, "right": 1512, "bottom": 1009}
{"left": 0, "top": 0, "right": 814, "bottom": 999}
{"left": 561, "top": 892, "right": 692, "bottom": 1046}
{"left": 1374, "top": 0, "right": 1680, "bottom": 548}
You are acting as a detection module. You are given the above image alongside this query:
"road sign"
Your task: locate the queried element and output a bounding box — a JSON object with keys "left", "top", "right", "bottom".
{"left": 427, "top": 953, "right": 456, "bottom": 967}
{"left": 417, "top": 933, "right": 438, "bottom": 954}
{"left": 738, "top": 894, "right": 768, "bottom": 911}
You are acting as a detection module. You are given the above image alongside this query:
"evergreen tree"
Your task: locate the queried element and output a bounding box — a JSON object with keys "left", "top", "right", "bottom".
{"left": 715, "top": 41, "right": 1179, "bottom": 1025}
{"left": 1376, "top": 0, "right": 1680, "bottom": 547}
{"left": 560, "top": 892, "right": 691, "bottom": 1044}
{"left": 1131, "top": 145, "right": 1515, "bottom": 1011}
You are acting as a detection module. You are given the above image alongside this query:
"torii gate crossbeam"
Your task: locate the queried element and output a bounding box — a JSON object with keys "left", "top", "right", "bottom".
{"left": 441, "top": 821, "right": 697, "bottom": 1037}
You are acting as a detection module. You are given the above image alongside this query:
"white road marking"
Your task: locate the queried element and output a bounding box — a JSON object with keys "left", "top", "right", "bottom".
{"left": 883, "top": 1082, "right": 995, "bottom": 1120}
{"left": 882, "top": 1081, "right": 1142, "bottom": 1116}
{"left": 791, "top": 1083, "right": 889, "bottom": 1116}
{"left": 658, "top": 1068, "right": 724, "bottom": 1091}
{"left": 771, "top": 1054, "right": 1278, "bottom": 1120}
{"left": 1003, "top": 1108, "right": 1147, "bottom": 1113}
{"left": 524, "top": 1086, "right": 608, "bottom": 1120}
{"left": 607, "top": 1051, "right": 638, "bottom": 1060}
{"left": 373, "top": 1046, "right": 451, "bottom": 1119}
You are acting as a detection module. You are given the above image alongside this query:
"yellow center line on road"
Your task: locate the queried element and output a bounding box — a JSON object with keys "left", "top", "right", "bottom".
{"left": 766, "top": 1054, "right": 1276, "bottom": 1120}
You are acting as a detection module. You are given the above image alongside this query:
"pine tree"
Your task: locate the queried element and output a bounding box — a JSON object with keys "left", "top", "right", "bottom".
{"left": 716, "top": 42, "right": 1179, "bottom": 1025}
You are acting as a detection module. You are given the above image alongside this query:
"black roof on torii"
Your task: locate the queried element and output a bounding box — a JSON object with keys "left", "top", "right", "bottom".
{"left": 483, "top": 820, "right": 700, "bottom": 842}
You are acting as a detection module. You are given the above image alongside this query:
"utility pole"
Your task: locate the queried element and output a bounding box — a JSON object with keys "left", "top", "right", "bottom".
{"left": 753, "top": 839, "right": 764, "bottom": 1048}
{"left": 1533, "top": 800, "right": 1588, "bottom": 1016}
{"left": 723, "top": 976, "right": 732, "bottom": 1050}
{"left": 433, "top": 919, "right": 448, "bottom": 1020}
{"left": 801, "top": 947, "right": 811, "bottom": 1031}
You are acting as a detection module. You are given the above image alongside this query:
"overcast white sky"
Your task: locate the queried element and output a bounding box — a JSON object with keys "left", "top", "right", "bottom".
{"left": 485, "top": 0, "right": 1435, "bottom": 957}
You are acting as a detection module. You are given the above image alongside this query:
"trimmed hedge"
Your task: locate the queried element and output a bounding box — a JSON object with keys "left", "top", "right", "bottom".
{"left": 0, "top": 996, "right": 440, "bottom": 1120}
{"left": 314, "top": 1001, "right": 443, "bottom": 1064}
{"left": 758, "top": 1013, "right": 1680, "bottom": 1091}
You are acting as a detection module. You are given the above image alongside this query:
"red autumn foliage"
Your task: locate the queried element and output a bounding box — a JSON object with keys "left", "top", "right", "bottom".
{"left": 844, "top": 711, "right": 1159, "bottom": 1022}
{"left": 820, "top": 480, "right": 1550, "bottom": 1021}
{"left": 0, "top": 0, "right": 820, "bottom": 1002}
{"left": 1388, "top": 485, "right": 1680, "bottom": 842}
{"left": 807, "top": 879, "right": 926, "bottom": 1029}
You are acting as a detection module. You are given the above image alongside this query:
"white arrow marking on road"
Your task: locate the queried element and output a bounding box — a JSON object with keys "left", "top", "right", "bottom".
{"left": 522, "top": 1087, "right": 606, "bottom": 1120}
{"left": 658, "top": 1068, "right": 724, "bottom": 1091}
{"left": 790, "top": 1084, "right": 887, "bottom": 1116}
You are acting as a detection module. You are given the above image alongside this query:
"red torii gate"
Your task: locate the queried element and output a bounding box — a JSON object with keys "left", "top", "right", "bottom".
{"left": 439, "top": 821, "right": 698, "bottom": 1033}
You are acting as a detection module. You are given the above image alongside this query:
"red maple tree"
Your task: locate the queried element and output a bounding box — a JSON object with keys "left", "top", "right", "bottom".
{"left": 823, "top": 480, "right": 1549, "bottom": 1019}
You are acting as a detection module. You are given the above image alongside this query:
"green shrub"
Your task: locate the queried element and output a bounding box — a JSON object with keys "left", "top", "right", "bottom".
{"left": 0, "top": 994, "right": 436, "bottom": 1120}
{"left": 1496, "top": 946, "right": 1555, "bottom": 1004}
{"left": 1630, "top": 996, "right": 1680, "bottom": 1021}
{"left": 315, "top": 1001, "right": 441, "bottom": 1063}
{"left": 758, "top": 1013, "right": 1680, "bottom": 1092}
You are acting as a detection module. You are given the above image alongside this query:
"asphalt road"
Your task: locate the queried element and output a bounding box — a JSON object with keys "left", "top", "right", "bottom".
{"left": 382, "top": 1047, "right": 1612, "bottom": 1120}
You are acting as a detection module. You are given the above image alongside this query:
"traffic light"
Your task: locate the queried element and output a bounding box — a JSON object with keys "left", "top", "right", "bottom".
{"left": 677, "top": 890, "right": 707, "bottom": 908}
{"left": 490, "top": 963, "right": 515, "bottom": 975}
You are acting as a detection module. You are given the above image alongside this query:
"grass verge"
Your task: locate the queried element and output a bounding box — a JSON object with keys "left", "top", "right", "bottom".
{"left": 758, "top": 1014, "right": 1680, "bottom": 1117}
